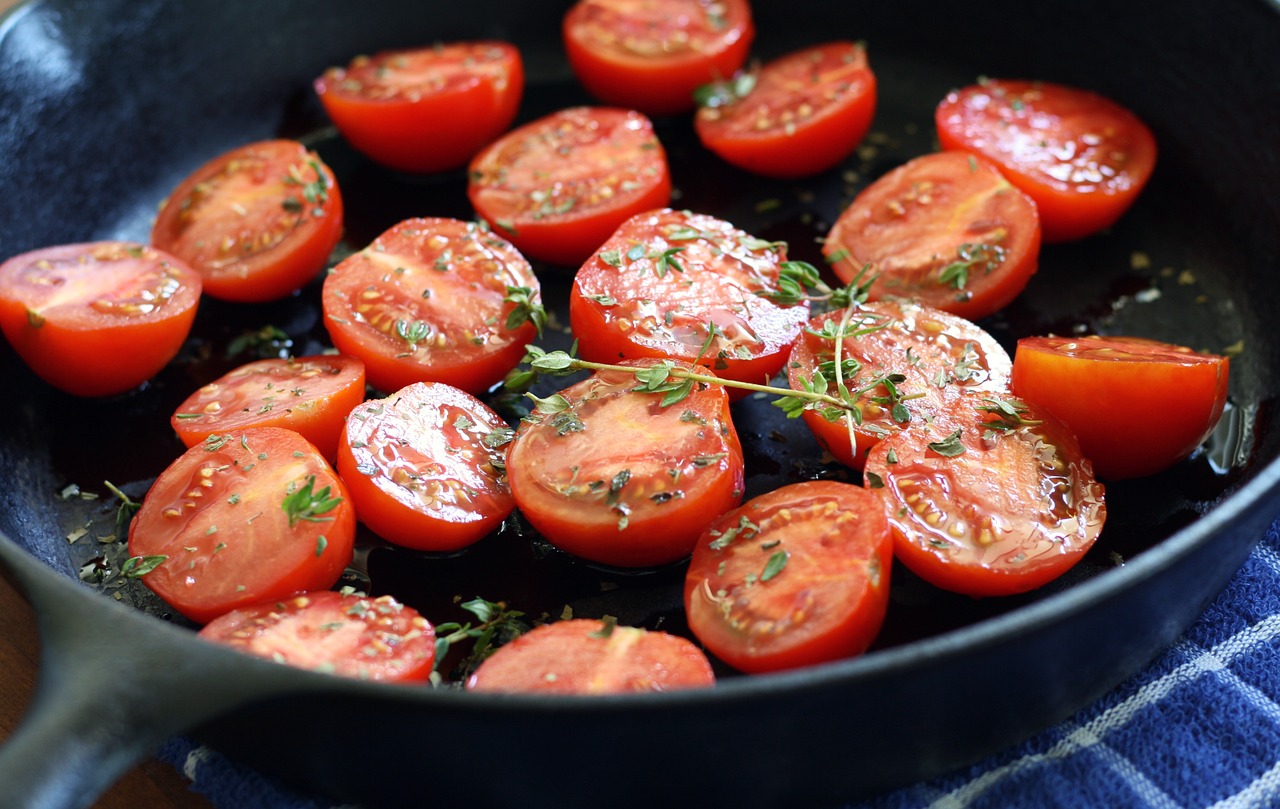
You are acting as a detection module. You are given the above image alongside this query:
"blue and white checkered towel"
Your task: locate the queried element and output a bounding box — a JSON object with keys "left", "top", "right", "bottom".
{"left": 159, "top": 517, "right": 1280, "bottom": 809}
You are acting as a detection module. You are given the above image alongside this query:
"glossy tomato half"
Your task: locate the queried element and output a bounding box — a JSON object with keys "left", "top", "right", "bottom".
{"left": 935, "top": 79, "right": 1157, "bottom": 242}
{"left": 823, "top": 151, "right": 1041, "bottom": 320}
{"left": 1011, "top": 335, "right": 1229, "bottom": 479}
{"left": 314, "top": 42, "right": 524, "bottom": 173}
{"left": 563, "top": 0, "right": 754, "bottom": 116}
{"left": 151, "top": 139, "right": 344, "bottom": 302}
{"left": 467, "top": 106, "right": 671, "bottom": 266}
{"left": 0, "top": 241, "right": 201, "bottom": 397}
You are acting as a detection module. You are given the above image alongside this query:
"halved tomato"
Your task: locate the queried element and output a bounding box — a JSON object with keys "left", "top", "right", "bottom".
{"left": 822, "top": 151, "right": 1041, "bottom": 321}
{"left": 322, "top": 217, "right": 541, "bottom": 395}
{"left": 0, "top": 241, "right": 201, "bottom": 397}
{"left": 151, "top": 139, "right": 344, "bottom": 302}
{"left": 314, "top": 42, "right": 524, "bottom": 173}
{"left": 684, "top": 480, "right": 893, "bottom": 673}
{"left": 1011, "top": 335, "right": 1229, "bottom": 479}
{"left": 466, "top": 106, "right": 671, "bottom": 267}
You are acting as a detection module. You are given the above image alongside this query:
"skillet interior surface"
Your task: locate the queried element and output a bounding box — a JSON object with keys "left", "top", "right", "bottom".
{"left": 1, "top": 0, "right": 1279, "bottom": 806}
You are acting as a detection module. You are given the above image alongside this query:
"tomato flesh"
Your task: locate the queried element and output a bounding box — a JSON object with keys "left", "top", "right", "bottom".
{"left": 198, "top": 590, "right": 436, "bottom": 683}
{"left": 823, "top": 151, "right": 1042, "bottom": 320}
{"left": 337, "top": 382, "right": 515, "bottom": 552}
{"left": 684, "top": 481, "right": 893, "bottom": 673}
{"left": 0, "top": 241, "right": 202, "bottom": 397}
{"left": 1011, "top": 335, "right": 1229, "bottom": 479}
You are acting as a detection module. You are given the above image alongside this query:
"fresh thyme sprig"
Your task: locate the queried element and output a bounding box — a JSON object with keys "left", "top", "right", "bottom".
{"left": 432, "top": 597, "right": 528, "bottom": 682}
{"left": 281, "top": 474, "right": 343, "bottom": 528}
{"left": 758, "top": 260, "right": 876, "bottom": 310}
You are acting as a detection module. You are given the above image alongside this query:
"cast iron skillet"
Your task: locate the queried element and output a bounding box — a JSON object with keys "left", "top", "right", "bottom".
{"left": 2, "top": 1, "right": 1279, "bottom": 807}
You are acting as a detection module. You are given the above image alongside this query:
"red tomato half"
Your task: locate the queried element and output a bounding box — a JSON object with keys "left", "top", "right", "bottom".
{"left": 151, "top": 139, "right": 344, "bottom": 302}
{"left": 823, "top": 151, "right": 1041, "bottom": 320}
{"left": 322, "top": 217, "right": 541, "bottom": 395}
{"left": 935, "top": 79, "right": 1157, "bottom": 242}
{"left": 128, "top": 427, "right": 356, "bottom": 624}
{"left": 466, "top": 618, "right": 715, "bottom": 694}
{"left": 864, "top": 394, "right": 1106, "bottom": 597}
{"left": 467, "top": 107, "right": 672, "bottom": 266}
{"left": 695, "top": 41, "right": 877, "bottom": 179}
{"left": 786, "top": 300, "right": 1012, "bottom": 470}
{"left": 570, "top": 208, "right": 810, "bottom": 395}
{"left": 314, "top": 42, "right": 524, "bottom": 173}
{"left": 563, "top": 0, "right": 754, "bottom": 116}
{"left": 198, "top": 590, "right": 435, "bottom": 683}
{"left": 337, "top": 382, "right": 515, "bottom": 552}
{"left": 171, "top": 354, "right": 367, "bottom": 462}
{"left": 1011, "top": 335, "right": 1229, "bottom": 480}
{"left": 684, "top": 481, "right": 893, "bottom": 673}
{"left": 0, "top": 241, "right": 201, "bottom": 397}
{"left": 506, "top": 360, "right": 745, "bottom": 568}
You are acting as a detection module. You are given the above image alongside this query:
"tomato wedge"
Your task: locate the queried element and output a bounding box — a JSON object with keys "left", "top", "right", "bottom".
{"left": 466, "top": 618, "right": 715, "bottom": 694}
{"left": 198, "top": 590, "right": 436, "bottom": 683}
{"left": 1011, "top": 335, "right": 1229, "bottom": 480}
{"left": 467, "top": 106, "right": 672, "bottom": 266}
{"left": 935, "top": 79, "right": 1157, "bottom": 242}
{"left": 785, "top": 300, "right": 1012, "bottom": 470}
{"left": 864, "top": 394, "right": 1106, "bottom": 597}
{"left": 314, "top": 42, "right": 524, "bottom": 174}
{"left": 695, "top": 41, "right": 877, "bottom": 179}
{"left": 562, "top": 0, "right": 754, "bottom": 116}
{"left": 151, "top": 139, "right": 344, "bottom": 302}
{"left": 128, "top": 427, "right": 357, "bottom": 624}
{"left": 337, "top": 382, "right": 515, "bottom": 552}
{"left": 322, "top": 217, "right": 542, "bottom": 396}
{"left": 684, "top": 481, "right": 893, "bottom": 673}
{"left": 570, "top": 208, "right": 810, "bottom": 395}
{"left": 822, "top": 151, "right": 1042, "bottom": 320}
{"left": 171, "top": 354, "right": 367, "bottom": 462}
{"left": 0, "top": 241, "right": 202, "bottom": 397}
{"left": 506, "top": 360, "right": 745, "bottom": 568}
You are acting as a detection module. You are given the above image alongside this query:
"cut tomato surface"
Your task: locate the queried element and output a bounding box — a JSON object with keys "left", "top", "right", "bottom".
{"left": 0, "top": 241, "right": 202, "bottom": 397}
{"left": 322, "top": 217, "right": 541, "bottom": 395}
{"left": 128, "top": 427, "right": 356, "bottom": 624}
{"left": 935, "top": 79, "right": 1157, "bottom": 242}
{"left": 864, "top": 393, "right": 1106, "bottom": 597}
{"left": 695, "top": 41, "right": 877, "bottom": 178}
{"left": 1011, "top": 335, "right": 1229, "bottom": 479}
{"left": 151, "top": 139, "right": 344, "bottom": 302}
{"left": 684, "top": 480, "right": 893, "bottom": 673}
{"left": 467, "top": 106, "right": 671, "bottom": 266}
{"left": 198, "top": 590, "right": 436, "bottom": 683}
{"left": 466, "top": 618, "right": 715, "bottom": 694}
{"left": 823, "top": 151, "right": 1041, "bottom": 320}
{"left": 315, "top": 41, "right": 524, "bottom": 173}
{"left": 337, "top": 382, "right": 515, "bottom": 552}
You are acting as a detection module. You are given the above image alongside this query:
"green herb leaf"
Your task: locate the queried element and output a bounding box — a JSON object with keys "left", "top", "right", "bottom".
{"left": 122, "top": 555, "right": 167, "bottom": 578}
{"left": 282, "top": 475, "right": 342, "bottom": 527}
{"left": 928, "top": 429, "right": 966, "bottom": 457}
{"left": 760, "top": 550, "right": 790, "bottom": 582}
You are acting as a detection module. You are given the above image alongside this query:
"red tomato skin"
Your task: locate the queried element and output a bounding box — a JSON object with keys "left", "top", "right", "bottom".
{"left": 786, "top": 301, "right": 1012, "bottom": 470}
{"left": 506, "top": 361, "right": 745, "bottom": 568}
{"left": 1011, "top": 335, "right": 1229, "bottom": 479}
{"left": 570, "top": 208, "right": 810, "bottom": 397}
{"left": 562, "top": 0, "right": 755, "bottom": 116}
{"left": 467, "top": 107, "right": 672, "bottom": 267}
{"left": 151, "top": 139, "right": 344, "bottom": 302}
{"left": 321, "top": 217, "right": 540, "bottom": 395}
{"left": 314, "top": 42, "right": 524, "bottom": 173}
{"left": 0, "top": 241, "right": 202, "bottom": 397}
{"left": 935, "top": 79, "right": 1157, "bottom": 242}
{"left": 128, "top": 427, "right": 356, "bottom": 625}
{"left": 864, "top": 394, "right": 1106, "bottom": 597}
{"left": 823, "top": 151, "right": 1042, "bottom": 321}
{"left": 684, "top": 481, "right": 893, "bottom": 673}
{"left": 337, "top": 382, "right": 515, "bottom": 552}
{"left": 695, "top": 41, "right": 877, "bottom": 179}
{"left": 466, "top": 619, "right": 715, "bottom": 694}
{"left": 199, "top": 590, "right": 436, "bottom": 683}
{"left": 171, "top": 354, "right": 367, "bottom": 462}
